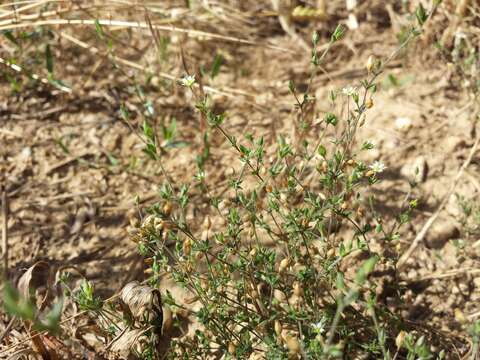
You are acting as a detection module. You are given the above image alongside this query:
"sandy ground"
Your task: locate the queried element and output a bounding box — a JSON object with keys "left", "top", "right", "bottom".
{"left": 1, "top": 0, "right": 480, "bottom": 357}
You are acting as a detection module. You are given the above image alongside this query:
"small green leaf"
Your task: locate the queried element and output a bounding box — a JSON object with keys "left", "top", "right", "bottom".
{"left": 331, "top": 24, "right": 345, "bottom": 42}
{"left": 317, "top": 145, "right": 327, "bottom": 157}
{"left": 325, "top": 113, "right": 338, "bottom": 126}
{"left": 210, "top": 53, "right": 223, "bottom": 79}
{"left": 336, "top": 272, "right": 345, "bottom": 291}
{"left": 35, "top": 299, "right": 63, "bottom": 335}
{"left": 3, "top": 283, "right": 36, "bottom": 321}
{"left": 94, "top": 19, "right": 105, "bottom": 39}
{"left": 3, "top": 30, "right": 19, "bottom": 46}
{"left": 143, "top": 120, "right": 155, "bottom": 143}
{"left": 288, "top": 80, "right": 295, "bottom": 93}
{"left": 415, "top": 3, "right": 428, "bottom": 26}
{"left": 45, "top": 44, "right": 53, "bottom": 74}
{"left": 355, "top": 256, "right": 379, "bottom": 285}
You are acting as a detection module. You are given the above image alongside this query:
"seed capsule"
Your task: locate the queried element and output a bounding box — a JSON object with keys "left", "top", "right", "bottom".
{"left": 279, "top": 258, "right": 290, "bottom": 273}
{"left": 274, "top": 320, "right": 282, "bottom": 336}
{"left": 273, "top": 289, "right": 287, "bottom": 303}
{"left": 284, "top": 333, "right": 301, "bottom": 354}
{"left": 183, "top": 238, "right": 192, "bottom": 256}
{"left": 228, "top": 342, "right": 236, "bottom": 355}
{"left": 163, "top": 201, "right": 172, "bottom": 215}
{"left": 204, "top": 215, "right": 212, "bottom": 230}
{"left": 395, "top": 331, "right": 406, "bottom": 349}
{"left": 366, "top": 98, "right": 374, "bottom": 109}
{"left": 293, "top": 282, "right": 303, "bottom": 296}
{"left": 366, "top": 55, "right": 375, "bottom": 73}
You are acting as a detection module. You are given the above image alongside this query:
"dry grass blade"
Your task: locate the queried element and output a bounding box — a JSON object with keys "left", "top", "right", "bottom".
{"left": 0, "top": 18, "right": 294, "bottom": 53}
{"left": 59, "top": 32, "right": 256, "bottom": 99}
{"left": 0, "top": 57, "right": 72, "bottom": 93}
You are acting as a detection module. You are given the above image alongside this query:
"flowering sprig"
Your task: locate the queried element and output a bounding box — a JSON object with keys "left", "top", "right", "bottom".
{"left": 179, "top": 74, "right": 196, "bottom": 88}
{"left": 369, "top": 160, "right": 386, "bottom": 174}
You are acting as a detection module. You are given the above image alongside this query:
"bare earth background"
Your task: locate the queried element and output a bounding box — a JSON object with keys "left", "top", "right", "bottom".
{"left": 1, "top": 0, "right": 480, "bottom": 358}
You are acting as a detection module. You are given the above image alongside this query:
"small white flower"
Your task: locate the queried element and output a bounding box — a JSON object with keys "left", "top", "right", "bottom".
{"left": 369, "top": 160, "right": 386, "bottom": 173}
{"left": 180, "top": 74, "right": 196, "bottom": 87}
{"left": 342, "top": 85, "right": 357, "bottom": 97}
{"left": 312, "top": 320, "right": 326, "bottom": 334}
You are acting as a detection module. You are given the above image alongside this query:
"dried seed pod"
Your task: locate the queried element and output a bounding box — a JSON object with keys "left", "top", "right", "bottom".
{"left": 183, "top": 238, "right": 192, "bottom": 256}
{"left": 279, "top": 258, "right": 290, "bottom": 273}
{"left": 356, "top": 207, "right": 364, "bottom": 218}
{"left": 365, "top": 98, "right": 374, "bottom": 109}
{"left": 284, "top": 333, "right": 301, "bottom": 354}
{"left": 163, "top": 201, "right": 172, "bottom": 216}
{"left": 455, "top": 308, "right": 467, "bottom": 324}
{"left": 395, "top": 331, "right": 406, "bottom": 349}
{"left": 293, "top": 282, "right": 303, "bottom": 296}
{"left": 228, "top": 342, "right": 236, "bottom": 355}
{"left": 321, "top": 161, "right": 328, "bottom": 172}
{"left": 274, "top": 320, "right": 282, "bottom": 336}
{"left": 142, "top": 214, "right": 155, "bottom": 227}
{"left": 366, "top": 55, "right": 375, "bottom": 73}
{"left": 163, "top": 306, "right": 173, "bottom": 333}
{"left": 154, "top": 218, "right": 164, "bottom": 231}
{"left": 274, "top": 289, "right": 287, "bottom": 303}
{"left": 204, "top": 215, "right": 212, "bottom": 230}
{"left": 359, "top": 114, "right": 366, "bottom": 127}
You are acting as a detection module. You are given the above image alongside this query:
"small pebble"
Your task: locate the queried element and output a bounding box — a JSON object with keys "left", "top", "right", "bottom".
{"left": 395, "top": 117, "right": 413, "bottom": 132}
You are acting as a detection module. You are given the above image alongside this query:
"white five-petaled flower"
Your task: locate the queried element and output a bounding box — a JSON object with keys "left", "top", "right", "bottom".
{"left": 369, "top": 160, "right": 386, "bottom": 173}
{"left": 341, "top": 85, "right": 357, "bottom": 97}
{"left": 180, "top": 74, "right": 196, "bottom": 87}
{"left": 311, "top": 320, "right": 326, "bottom": 334}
